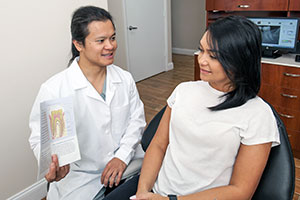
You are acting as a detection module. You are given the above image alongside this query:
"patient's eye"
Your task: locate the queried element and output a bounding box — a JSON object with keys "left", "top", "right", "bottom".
{"left": 198, "top": 46, "right": 204, "bottom": 52}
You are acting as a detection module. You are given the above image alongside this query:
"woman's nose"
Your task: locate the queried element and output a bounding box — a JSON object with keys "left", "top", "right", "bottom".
{"left": 198, "top": 54, "right": 208, "bottom": 66}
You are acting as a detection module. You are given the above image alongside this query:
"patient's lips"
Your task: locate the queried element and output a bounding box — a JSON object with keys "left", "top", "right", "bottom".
{"left": 200, "top": 68, "right": 211, "bottom": 74}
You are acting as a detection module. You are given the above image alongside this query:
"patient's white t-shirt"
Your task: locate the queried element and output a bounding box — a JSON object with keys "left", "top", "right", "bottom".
{"left": 153, "top": 81, "right": 280, "bottom": 195}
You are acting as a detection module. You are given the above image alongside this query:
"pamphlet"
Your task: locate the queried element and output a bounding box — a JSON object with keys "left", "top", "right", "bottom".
{"left": 38, "top": 96, "right": 81, "bottom": 180}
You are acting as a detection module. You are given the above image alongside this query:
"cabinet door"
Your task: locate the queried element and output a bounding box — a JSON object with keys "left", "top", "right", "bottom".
{"left": 289, "top": 0, "right": 300, "bottom": 11}
{"left": 206, "top": 0, "right": 288, "bottom": 11}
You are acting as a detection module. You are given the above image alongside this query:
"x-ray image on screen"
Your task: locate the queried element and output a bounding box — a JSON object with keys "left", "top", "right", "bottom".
{"left": 259, "top": 25, "right": 280, "bottom": 44}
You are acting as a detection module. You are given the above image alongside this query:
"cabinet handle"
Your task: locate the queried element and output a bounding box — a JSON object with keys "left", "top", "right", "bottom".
{"left": 278, "top": 113, "right": 295, "bottom": 119}
{"left": 283, "top": 72, "right": 300, "bottom": 78}
{"left": 237, "top": 4, "right": 250, "bottom": 8}
{"left": 281, "top": 93, "right": 298, "bottom": 98}
{"left": 288, "top": 134, "right": 292, "bottom": 138}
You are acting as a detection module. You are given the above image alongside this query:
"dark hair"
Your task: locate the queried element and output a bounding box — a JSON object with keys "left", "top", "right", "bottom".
{"left": 69, "top": 6, "right": 115, "bottom": 65}
{"left": 206, "top": 15, "right": 262, "bottom": 111}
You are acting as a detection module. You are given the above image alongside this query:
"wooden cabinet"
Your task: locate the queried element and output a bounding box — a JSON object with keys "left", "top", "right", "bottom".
{"left": 289, "top": 0, "right": 300, "bottom": 11}
{"left": 259, "top": 63, "right": 300, "bottom": 158}
{"left": 206, "top": 0, "right": 300, "bottom": 27}
{"left": 206, "top": 0, "right": 288, "bottom": 11}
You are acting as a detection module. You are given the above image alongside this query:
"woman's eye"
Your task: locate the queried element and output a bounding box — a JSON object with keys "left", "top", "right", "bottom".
{"left": 111, "top": 36, "right": 116, "bottom": 41}
{"left": 210, "top": 55, "right": 217, "bottom": 59}
{"left": 96, "top": 39, "right": 104, "bottom": 43}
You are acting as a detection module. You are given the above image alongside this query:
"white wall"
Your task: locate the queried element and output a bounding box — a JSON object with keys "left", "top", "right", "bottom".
{"left": 171, "top": 0, "right": 206, "bottom": 55}
{"left": 0, "top": 0, "right": 107, "bottom": 199}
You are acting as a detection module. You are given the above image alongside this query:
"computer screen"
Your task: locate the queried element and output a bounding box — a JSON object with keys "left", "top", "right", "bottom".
{"left": 249, "top": 17, "right": 299, "bottom": 58}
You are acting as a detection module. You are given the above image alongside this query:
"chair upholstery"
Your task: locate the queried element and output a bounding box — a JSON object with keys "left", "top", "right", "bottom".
{"left": 121, "top": 158, "right": 143, "bottom": 180}
{"left": 141, "top": 106, "right": 166, "bottom": 151}
{"left": 141, "top": 104, "right": 295, "bottom": 199}
{"left": 252, "top": 102, "right": 295, "bottom": 200}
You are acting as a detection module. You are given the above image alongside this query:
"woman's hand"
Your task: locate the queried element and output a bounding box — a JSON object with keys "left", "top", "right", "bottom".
{"left": 101, "top": 157, "right": 127, "bottom": 188}
{"left": 45, "top": 154, "right": 70, "bottom": 182}
{"left": 133, "top": 192, "right": 167, "bottom": 200}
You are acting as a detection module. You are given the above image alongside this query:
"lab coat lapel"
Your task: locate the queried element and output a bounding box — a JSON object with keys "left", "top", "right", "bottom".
{"left": 67, "top": 58, "right": 105, "bottom": 102}
{"left": 67, "top": 58, "right": 88, "bottom": 91}
{"left": 106, "top": 65, "right": 122, "bottom": 105}
{"left": 86, "top": 83, "right": 104, "bottom": 102}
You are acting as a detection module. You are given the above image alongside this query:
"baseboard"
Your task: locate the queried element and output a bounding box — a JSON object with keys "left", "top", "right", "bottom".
{"left": 166, "top": 62, "right": 174, "bottom": 71}
{"left": 7, "top": 179, "right": 47, "bottom": 200}
{"left": 172, "top": 47, "right": 197, "bottom": 56}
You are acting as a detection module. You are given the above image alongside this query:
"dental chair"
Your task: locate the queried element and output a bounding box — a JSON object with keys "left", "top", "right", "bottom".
{"left": 139, "top": 104, "right": 295, "bottom": 200}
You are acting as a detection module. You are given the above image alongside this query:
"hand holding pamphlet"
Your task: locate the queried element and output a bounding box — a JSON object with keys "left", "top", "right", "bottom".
{"left": 38, "top": 96, "right": 81, "bottom": 180}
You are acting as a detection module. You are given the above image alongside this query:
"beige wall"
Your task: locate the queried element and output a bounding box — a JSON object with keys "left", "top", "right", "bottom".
{"left": 171, "top": 0, "right": 206, "bottom": 54}
{"left": 0, "top": 1, "right": 107, "bottom": 199}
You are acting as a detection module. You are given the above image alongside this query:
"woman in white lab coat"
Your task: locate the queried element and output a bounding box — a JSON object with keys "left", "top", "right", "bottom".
{"left": 29, "top": 6, "right": 146, "bottom": 200}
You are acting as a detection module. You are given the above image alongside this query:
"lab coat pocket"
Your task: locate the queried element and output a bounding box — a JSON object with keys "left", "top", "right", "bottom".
{"left": 111, "top": 105, "right": 130, "bottom": 142}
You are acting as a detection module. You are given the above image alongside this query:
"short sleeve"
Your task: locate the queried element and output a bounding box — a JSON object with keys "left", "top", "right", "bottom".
{"left": 240, "top": 102, "right": 280, "bottom": 147}
{"left": 167, "top": 84, "right": 181, "bottom": 108}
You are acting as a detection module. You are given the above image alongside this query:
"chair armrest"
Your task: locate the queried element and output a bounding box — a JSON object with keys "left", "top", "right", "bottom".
{"left": 121, "top": 158, "right": 143, "bottom": 180}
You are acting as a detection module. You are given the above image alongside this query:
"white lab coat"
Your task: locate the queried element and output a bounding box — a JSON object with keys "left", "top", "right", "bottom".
{"left": 29, "top": 58, "right": 146, "bottom": 200}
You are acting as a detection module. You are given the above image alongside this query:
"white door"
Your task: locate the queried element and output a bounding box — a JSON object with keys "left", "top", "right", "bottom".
{"left": 125, "top": 0, "right": 167, "bottom": 82}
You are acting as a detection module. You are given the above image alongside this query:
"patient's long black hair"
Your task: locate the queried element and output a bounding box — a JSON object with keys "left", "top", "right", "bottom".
{"left": 206, "top": 15, "right": 262, "bottom": 111}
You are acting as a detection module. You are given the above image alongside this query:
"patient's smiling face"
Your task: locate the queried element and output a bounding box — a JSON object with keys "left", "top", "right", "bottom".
{"left": 197, "top": 31, "right": 232, "bottom": 92}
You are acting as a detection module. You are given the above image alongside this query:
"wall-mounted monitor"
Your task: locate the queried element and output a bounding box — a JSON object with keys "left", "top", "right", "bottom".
{"left": 249, "top": 17, "right": 299, "bottom": 58}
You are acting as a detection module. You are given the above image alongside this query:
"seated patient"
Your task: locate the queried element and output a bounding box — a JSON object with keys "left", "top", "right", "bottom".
{"left": 104, "top": 15, "right": 280, "bottom": 200}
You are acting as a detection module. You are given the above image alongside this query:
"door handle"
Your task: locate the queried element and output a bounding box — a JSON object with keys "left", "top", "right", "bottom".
{"left": 129, "top": 26, "right": 138, "bottom": 31}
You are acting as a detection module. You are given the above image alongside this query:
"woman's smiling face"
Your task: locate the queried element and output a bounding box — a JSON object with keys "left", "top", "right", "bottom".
{"left": 197, "top": 31, "right": 232, "bottom": 92}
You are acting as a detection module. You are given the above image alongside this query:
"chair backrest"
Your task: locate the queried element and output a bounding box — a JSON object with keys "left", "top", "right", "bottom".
{"left": 141, "top": 104, "right": 295, "bottom": 199}
{"left": 141, "top": 106, "right": 166, "bottom": 151}
{"left": 252, "top": 102, "right": 295, "bottom": 200}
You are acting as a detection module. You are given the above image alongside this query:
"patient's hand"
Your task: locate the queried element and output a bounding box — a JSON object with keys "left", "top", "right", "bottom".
{"left": 45, "top": 154, "right": 70, "bottom": 182}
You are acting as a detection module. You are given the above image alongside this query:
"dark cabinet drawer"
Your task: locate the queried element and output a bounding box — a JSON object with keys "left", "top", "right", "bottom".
{"left": 261, "top": 64, "right": 300, "bottom": 89}
{"left": 273, "top": 105, "right": 300, "bottom": 132}
{"left": 206, "top": 0, "right": 288, "bottom": 11}
{"left": 289, "top": 0, "right": 300, "bottom": 11}
{"left": 259, "top": 84, "right": 300, "bottom": 110}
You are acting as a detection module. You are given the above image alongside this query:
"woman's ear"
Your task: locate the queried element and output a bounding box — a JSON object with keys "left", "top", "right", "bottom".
{"left": 72, "top": 40, "right": 83, "bottom": 52}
